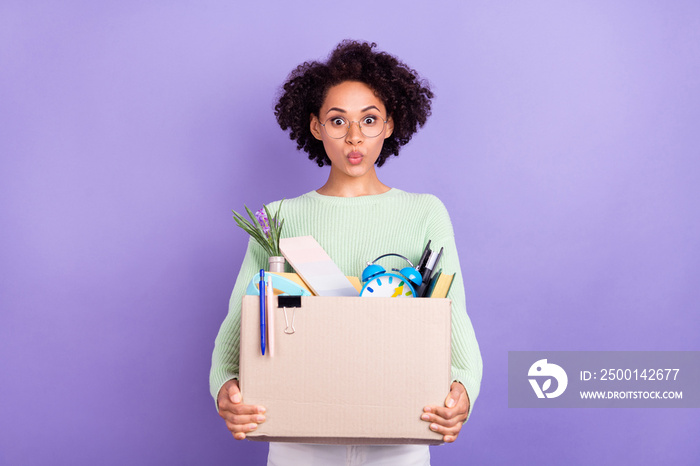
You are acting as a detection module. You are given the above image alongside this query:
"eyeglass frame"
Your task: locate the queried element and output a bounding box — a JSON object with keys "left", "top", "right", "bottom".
{"left": 318, "top": 115, "right": 389, "bottom": 139}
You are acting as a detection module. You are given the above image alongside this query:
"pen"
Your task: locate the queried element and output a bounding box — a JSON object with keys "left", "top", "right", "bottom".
{"left": 430, "top": 247, "right": 443, "bottom": 280}
{"left": 418, "top": 247, "right": 442, "bottom": 297}
{"left": 266, "top": 274, "right": 274, "bottom": 357}
{"left": 259, "top": 269, "right": 266, "bottom": 356}
{"left": 417, "top": 240, "right": 432, "bottom": 274}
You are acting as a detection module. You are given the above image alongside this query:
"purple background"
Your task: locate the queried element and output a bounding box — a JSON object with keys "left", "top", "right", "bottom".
{"left": 1, "top": 1, "right": 698, "bottom": 465}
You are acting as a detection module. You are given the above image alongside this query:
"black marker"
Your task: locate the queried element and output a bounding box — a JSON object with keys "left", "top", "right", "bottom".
{"left": 430, "top": 247, "right": 443, "bottom": 281}
{"left": 419, "top": 247, "right": 443, "bottom": 297}
{"left": 417, "top": 240, "right": 432, "bottom": 274}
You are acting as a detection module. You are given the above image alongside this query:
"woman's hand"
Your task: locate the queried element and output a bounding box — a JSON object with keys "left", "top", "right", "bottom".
{"left": 421, "top": 381, "right": 470, "bottom": 443}
{"left": 217, "top": 379, "right": 266, "bottom": 440}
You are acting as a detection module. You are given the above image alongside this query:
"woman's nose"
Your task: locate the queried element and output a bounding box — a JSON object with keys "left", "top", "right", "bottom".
{"left": 345, "top": 121, "right": 363, "bottom": 143}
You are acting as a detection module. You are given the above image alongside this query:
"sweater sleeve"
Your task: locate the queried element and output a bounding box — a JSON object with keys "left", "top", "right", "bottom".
{"left": 209, "top": 237, "right": 267, "bottom": 409}
{"left": 424, "top": 196, "right": 483, "bottom": 420}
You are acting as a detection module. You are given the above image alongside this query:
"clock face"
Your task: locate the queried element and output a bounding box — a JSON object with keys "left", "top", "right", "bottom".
{"left": 360, "top": 273, "right": 416, "bottom": 298}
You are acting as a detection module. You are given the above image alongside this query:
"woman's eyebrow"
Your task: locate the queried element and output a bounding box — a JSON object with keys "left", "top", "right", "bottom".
{"left": 325, "top": 105, "right": 381, "bottom": 115}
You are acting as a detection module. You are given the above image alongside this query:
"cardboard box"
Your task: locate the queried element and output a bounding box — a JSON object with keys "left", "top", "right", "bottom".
{"left": 239, "top": 295, "right": 452, "bottom": 445}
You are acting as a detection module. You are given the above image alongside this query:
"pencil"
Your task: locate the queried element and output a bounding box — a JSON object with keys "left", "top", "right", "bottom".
{"left": 267, "top": 274, "right": 275, "bottom": 357}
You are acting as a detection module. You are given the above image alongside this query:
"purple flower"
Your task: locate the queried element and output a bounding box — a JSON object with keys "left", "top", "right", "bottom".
{"left": 255, "top": 208, "right": 271, "bottom": 237}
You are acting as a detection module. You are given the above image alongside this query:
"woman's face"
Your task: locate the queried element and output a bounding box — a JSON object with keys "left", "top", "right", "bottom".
{"left": 310, "top": 81, "right": 393, "bottom": 179}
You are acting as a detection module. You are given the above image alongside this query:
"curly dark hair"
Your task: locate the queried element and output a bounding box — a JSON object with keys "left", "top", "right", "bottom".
{"left": 274, "top": 40, "right": 434, "bottom": 167}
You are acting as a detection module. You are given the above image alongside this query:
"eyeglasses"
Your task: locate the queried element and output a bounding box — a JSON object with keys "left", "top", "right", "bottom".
{"left": 319, "top": 115, "right": 388, "bottom": 139}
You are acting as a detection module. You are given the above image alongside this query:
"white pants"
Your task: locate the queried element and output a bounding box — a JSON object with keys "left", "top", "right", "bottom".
{"left": 267, "top": 443, "right": 430, "bottom": 466}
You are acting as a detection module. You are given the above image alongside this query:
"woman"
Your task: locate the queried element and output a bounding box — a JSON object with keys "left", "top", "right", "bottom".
{"left": 210, "top": 40, "right": 482, "bottom": 465}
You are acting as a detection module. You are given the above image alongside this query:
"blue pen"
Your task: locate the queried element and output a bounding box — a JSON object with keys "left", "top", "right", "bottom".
{"left": 259, "top": 269, "right": 266, "bottom": 355}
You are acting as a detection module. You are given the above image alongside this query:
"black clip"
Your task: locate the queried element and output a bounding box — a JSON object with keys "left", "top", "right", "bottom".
{"left": 277, "top": 295, "right": 302, "bottom": 308}
{"left": 277, "top": 295, "right": 301, "bottom": 334}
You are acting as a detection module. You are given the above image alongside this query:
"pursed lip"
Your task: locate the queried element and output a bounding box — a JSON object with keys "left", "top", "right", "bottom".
{"left": 347, "top": 151, "right": 364, "bottom": 164}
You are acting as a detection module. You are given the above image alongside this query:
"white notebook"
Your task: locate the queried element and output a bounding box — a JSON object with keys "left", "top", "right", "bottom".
{"left": 279, "top": 236, "right": 359, "bottom": 297}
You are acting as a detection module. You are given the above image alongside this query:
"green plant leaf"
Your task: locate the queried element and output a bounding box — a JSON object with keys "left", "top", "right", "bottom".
{"left": 275, "top": 218, "right": 285, "bottom": 256}
{"left": 244, "top": 205, "right": 265, "bottom": 236}
{"left": 263, "top": 203, "right": 277, "bottom": 253}
{"left": 232, "top": 200, "right": 285, "bottom": 257}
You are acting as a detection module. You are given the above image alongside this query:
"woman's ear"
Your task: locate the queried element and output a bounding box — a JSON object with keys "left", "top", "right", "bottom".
{"left": 384, "top": 116, "right": 394, "bottom": 139}
{"left": 310, "top": 114, "right": 323, "bottom": 140}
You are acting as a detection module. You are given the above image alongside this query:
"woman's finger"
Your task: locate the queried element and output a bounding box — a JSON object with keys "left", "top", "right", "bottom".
{"left": 428, "top": 420, "right": 464, "bottom": 442}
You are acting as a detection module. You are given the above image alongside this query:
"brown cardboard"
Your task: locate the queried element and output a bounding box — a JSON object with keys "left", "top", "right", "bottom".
{"left": 239, "top": 295, "right": 452, "bottom": 445}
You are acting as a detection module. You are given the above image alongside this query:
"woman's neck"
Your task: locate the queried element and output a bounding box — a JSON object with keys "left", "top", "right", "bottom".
{"left": 316, "top": 170, "right": 390, "bottom": 198}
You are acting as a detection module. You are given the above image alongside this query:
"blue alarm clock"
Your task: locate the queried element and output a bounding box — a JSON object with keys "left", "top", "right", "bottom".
{"left": 360, "top": 253, "right": 422, "bottom": 298}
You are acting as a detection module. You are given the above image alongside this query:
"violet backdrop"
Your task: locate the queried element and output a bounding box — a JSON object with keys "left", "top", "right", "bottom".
{"left": 1, "top": 1, "right": 698, "bottom": 465}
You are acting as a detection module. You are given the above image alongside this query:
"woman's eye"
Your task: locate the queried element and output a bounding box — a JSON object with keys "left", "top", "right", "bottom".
{"left": 362, "top": 116, "right": 377, "bottom": 126}
{"left": 330, "top": 118, "right": 346, "bottom": 127}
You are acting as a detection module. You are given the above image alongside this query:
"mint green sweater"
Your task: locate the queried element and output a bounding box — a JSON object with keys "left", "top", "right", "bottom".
{"left": 210, "top": 188, "right": 483, "bottom": 415}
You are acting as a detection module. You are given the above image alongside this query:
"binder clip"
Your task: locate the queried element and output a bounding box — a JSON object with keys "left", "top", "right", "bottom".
{"left": 278, "top": 295, "right": 301, "bottom": 335}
